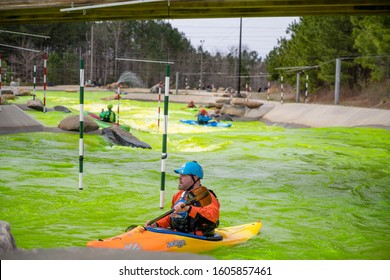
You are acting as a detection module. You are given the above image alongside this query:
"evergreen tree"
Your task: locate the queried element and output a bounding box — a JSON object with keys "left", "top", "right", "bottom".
{"left": 352, "top": 16, "right": 390, "bottom": 81}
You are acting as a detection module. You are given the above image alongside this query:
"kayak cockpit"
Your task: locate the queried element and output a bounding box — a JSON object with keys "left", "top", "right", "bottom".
{"left": 146, "top": 227, "right": 223, "bottom": 241}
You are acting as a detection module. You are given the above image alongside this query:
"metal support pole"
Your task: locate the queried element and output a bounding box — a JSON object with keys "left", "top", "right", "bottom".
{"left": 335, "top": 58, "right": 341, "bottom": 105}
{"left": 296, "top": 72, "right": 301, "bottom": 103}
{"left": 199, "top": 40, "right": 204, "bottom": 93}
{"left": 267, "top": 80, "right": 270, "bottom": 102}
{"left": 90, "top": 24, "right": 94, "bottom": 82}
{"left": 237, "top": 18, "right": 242, "bottom": 97}
{"left": 175, "top": 71, "right": 179, "bottom": 95}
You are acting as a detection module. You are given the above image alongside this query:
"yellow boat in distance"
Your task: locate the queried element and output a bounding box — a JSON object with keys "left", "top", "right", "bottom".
{"left": 86, "top": 221, "right": 262, "bottom": 253}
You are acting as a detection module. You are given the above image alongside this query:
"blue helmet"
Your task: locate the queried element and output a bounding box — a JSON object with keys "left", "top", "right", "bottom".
{"left": 174, "top": 161, "right": 204, "bottom": 179}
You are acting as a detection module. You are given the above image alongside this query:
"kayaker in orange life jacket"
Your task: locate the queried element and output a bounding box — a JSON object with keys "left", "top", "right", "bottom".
{"left": 146, "top": 161, "right": 220, "bottom": 236}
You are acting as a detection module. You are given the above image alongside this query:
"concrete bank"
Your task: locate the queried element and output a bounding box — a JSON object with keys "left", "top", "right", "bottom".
{"left": 1, "top": 88, "right": 389, "bottom": 132}
{"left": 122, "top": 92, "right": 390, "bottom": 129}
{"left": 0, "top": 105, "right": 44, "bottom": 134}
{"left": 261, "top": 102, "right": 390, "bottom": 129}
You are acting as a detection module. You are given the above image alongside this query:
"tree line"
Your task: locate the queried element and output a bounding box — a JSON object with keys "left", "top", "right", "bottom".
{"left": 0, "top": 16, "right": 389, "bottom": 97}
{"left": 266, "top": 16, "right": 390, "bottom": 96}
{"left": 0, "top": 20, "right": 265, "bottom": 91}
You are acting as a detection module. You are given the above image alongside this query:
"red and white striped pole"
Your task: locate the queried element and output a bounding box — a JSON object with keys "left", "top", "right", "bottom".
{"left": 245, "top": 83, "right": 249, "bottom": 101}
{"left": 43, "top": 53, "right": 47, "bottom": 113}
{"left": 0, "top": 53, "right": 2, "bottom": 112}
{"left": 157, "top": 82, "right": 162, "bottom": 133}
{"left": 280, "top": 75, "right": 284, "bottom": 104}
{"left": 116, "top": 82, "right": 120, "bottom": 126}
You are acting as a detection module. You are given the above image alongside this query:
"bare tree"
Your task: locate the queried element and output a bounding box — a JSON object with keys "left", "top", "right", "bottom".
{"left": 9, "top": 39, "right": 40, "bottom": 83}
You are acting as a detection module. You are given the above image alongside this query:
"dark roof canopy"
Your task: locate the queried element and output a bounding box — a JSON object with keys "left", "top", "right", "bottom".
{"left": 0, "top": 0, "right": 389, "bottom": 25}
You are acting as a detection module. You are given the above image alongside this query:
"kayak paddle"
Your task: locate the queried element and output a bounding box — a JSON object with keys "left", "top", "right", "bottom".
{"left": 125, "top": 186, "right": 211, "bottom": 231}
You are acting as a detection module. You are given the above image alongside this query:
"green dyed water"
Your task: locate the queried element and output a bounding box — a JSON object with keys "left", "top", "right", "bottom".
{"left": 1, "top": 91, "right": 389, "bottom": 259}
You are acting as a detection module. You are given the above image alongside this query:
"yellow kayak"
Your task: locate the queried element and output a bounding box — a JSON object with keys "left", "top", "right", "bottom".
{"left": 86, "top": 221, "right": 262, "bottom": 253}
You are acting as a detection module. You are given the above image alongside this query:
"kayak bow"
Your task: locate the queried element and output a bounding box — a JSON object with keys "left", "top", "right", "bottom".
{"left": 180, "top": 119, "right": 232, "bottom": 128}
{"left": 85, "top": 111, "right": 130, "bottom": 131}
{"left": 86, "top": 221, "right": 261, "bottom": 253}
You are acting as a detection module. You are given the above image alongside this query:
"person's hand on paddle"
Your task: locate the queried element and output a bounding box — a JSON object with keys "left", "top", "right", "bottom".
{"left": 135, "top": 186, "right": 210, "bottom": 232}
{"left": 173, "top": 202, "right": 190, "bottom": 213}
{"left": 145, "top": 220, "right": 157, "bottom": 227}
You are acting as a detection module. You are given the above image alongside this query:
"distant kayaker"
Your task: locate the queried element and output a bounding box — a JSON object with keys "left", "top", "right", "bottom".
{"left": 147, "top": 161, "right": 220, "bottom": 236}
{"left": 197, "top": 108, "right": 213, "bottom": 124}
{"left": 99, "top": 104, "right": 116, "bottom": 123}
{"left": 187, "top": 100, "right": 196, "bottom": 108}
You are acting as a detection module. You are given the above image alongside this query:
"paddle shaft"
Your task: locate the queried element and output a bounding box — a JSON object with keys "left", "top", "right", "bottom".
{"left": 124, "top": 187, "right": 211, "bottom": 232}
{"left": 147, "top": 196, "right": 196, "bottom": 226}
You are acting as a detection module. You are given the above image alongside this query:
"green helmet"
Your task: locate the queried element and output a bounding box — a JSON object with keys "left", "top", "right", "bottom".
{"left": 107, "top": 104, "right": 113, "bottom": 109}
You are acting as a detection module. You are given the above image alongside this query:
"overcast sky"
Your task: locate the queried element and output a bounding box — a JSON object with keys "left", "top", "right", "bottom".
{"left": 169, "top": 17, "right": 299, "bottom": 59}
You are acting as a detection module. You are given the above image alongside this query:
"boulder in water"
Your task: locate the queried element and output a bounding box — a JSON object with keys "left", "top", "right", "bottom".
{"left": 102, "top": 126, "right": 151, "bottom": 149}
{"left": 221, "top": 104, "right": 246, "bottom": 117}
{"left": 15, "top": 88, "right": 31, "bottom": 96}
{"left": 27, "top": 98, "right": 44, "bottom": 111}
{"left": 58, "top": 115, "right": 99, "bottom": 132}
{"left": 53, "top": 105, "right": 71, "bottom": 113}
{"left": 0, "top": 221, "right": 17, "bottom": 254}
{"left": 246, "top": 100, "right": 263, "bottom": 109}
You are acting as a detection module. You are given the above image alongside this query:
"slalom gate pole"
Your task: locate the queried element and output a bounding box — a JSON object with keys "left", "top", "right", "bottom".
{"left": 280, "top": 75, "right": 284, "bottom": 104}
{"left": 157, "top": 82, "right": 162, "bottom": 133}
{"left": 245, "top": 83, "right": 248, "bottom": 101}
{"left": 43, "top": 53, "right": 47, "bottom": 113}
{"left": 305, "top": 74, "right": 309, "bottom": 103}
{"left": 79, "top": 59, "right": 85, "bottom": 191}
{"left": 33, "top": 64, "right": 36, "bottom": 100}
{"left": 0, "top": 53, "right": 2, "bottom": 112}
{"left": 160, "top": 64, "right": 170, "bottom": 209}
{"left": 117, "top": 82, "right": 120, "bottom": 126}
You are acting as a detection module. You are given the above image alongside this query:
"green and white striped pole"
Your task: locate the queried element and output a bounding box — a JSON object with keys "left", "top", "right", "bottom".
{"left": 117, "top": 82, "right": 120, "bottom": 126}
{"left": 160, "top": 64, "right": 170, "bottom": 209}
{"left": 79, "top": 59, "right": 85, "bottom": 191}
{"left": 0, "top": 53, "right": 2, "bottom": 112}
